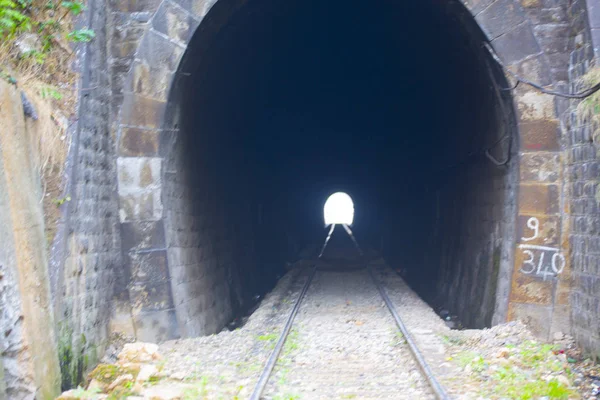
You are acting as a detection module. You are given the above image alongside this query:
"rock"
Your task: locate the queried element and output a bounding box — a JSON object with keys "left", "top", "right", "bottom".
{"left": 117, "top": 342, "right": 161, "bottom": 364}
{"left": 107, "top": 374, "right": 134, "bottom": 392}
{"left": 494, "top": 358, "right": 510, "bottom": 367}
{"left": 556, "top": 375, "right": 570, "bottom": 387}
{"left": 557, "top": 353, "right": 567, "bottom": 363}
{"left": 20, "top": 92, "right": 37, "bottom": 120}
{"left": 137, "top": 364, "right": 158, "bottom": 383}
{"left": 573, "top": 377, "right": 582, "bottom": 386}
{"left": 495, "top": 348, "right": 510, "bottom": 358}
{"left": 87, "top": 364, "right": 120, "bottom": 386}
{"left": 87, "top": 378, "right": 106, "bottom": 392}
{"left": 14, "top": 33, "right": 40, "bottom": 57}
{"left": 553, "top": 331, "right": 564, "bottom": 341}
{"left": 169, "top": 371, "right": 187, "bottom": 381}
{"left": 56, "top": 390, "right": 80, "bottom": 400}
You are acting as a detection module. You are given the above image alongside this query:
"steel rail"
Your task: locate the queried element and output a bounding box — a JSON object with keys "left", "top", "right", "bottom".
{"left": 249, "top": 265, "right": 317, "bottom": 400}
{"left": 368, "top": 265, "right": 451, "bottom": 400}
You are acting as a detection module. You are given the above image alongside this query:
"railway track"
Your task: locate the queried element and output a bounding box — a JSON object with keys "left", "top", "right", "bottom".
{"left": 249, "top": 260, "right": 451, "bottom": 400}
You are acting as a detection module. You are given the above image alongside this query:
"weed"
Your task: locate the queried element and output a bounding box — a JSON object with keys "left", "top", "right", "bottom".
{"left": 454, "top": 351, "right": 481, "bottom": 368}
{"left": 60, "top": 0, "right": 83, "bottom": 15}
{"left": 272, "top": 394, "right": 300, "bottom": 400}
{"left": 257, "top": 333, "right": 278, "bottom": 342}
{"left": 40, "top": 85, "right": 62, "bottom": 99}
{"left": 53, "top": 194, "right": 70, "bottom": 206}
{"left": 66, "top": 27, "right": 93, "bottom": 42}
{"left": 0, "top": 0, "right": 30, "bottom": 36}
{"left": 576, "top": 67, "right": 600, "bottom": 146}
{"left": 183, "top": 376, "right": 209, "bottom": 400}
{"left": 439, "top": 334, "right": 465, "bottom": 346}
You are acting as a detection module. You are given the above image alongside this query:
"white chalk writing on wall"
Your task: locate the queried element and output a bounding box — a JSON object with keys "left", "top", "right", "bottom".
{"left": 518, "top": 217, "right": 565, "bottom": 280}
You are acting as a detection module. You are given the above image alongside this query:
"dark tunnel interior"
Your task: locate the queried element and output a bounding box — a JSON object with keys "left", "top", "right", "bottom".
{"left": 163, "top": 0, "right": 518, "bottom": 336}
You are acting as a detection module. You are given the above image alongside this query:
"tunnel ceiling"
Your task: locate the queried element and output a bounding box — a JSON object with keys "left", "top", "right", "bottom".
{"left": 171, "top": 0, "right": 510, "bottom": 239}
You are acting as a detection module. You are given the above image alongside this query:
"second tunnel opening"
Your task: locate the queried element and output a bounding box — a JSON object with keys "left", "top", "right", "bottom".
{"left": 163, "top": 0, "right": 518, "bottom": 337}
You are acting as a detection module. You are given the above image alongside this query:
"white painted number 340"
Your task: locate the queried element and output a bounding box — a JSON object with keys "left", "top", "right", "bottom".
{"left": 518, "top": 217, "right": 565, "bottom": 279}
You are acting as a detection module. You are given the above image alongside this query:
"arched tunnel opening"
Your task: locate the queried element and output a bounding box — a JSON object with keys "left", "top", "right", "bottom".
{"left": 162, "top": 0, "right": 518, "bottom": 337}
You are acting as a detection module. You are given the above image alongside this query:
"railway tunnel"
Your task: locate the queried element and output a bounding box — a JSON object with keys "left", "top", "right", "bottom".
{"left": 158, "top": 0, "right": 519, "bottom": 337}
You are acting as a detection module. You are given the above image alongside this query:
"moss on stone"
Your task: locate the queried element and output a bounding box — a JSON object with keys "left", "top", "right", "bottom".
{"left": 58, "top": 323, "right": 92, "bottom": 391}
{"left": 119, "top": 364, "right": 141, "bottom": 380}
{"left": 87, "top": 364, "right": 119, "bottom": 385}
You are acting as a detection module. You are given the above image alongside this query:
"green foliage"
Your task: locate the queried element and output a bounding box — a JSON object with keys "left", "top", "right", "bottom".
{"left": 182, "top": 376, "right": 209, "bottom": 400}
{"left": 1, "top": 0, "right": 94, "bottom": 66}
{"left": 41, "top": 85, "right": 62, "bottom": 99}
{"left": 66, "top": 27, "right": 93, "bottom": 42}
{"left": 60, "top": 0, "right": 83, "bottom": 15}
{"left": 272, "top": 394, "right": 300, "bottom": 400}
{"left": 0, "top": 0, "right": 30, "bottom": 36}
{"left": 22, "top": 48, "right": 45, "bottom": 63}
{"left": 519, "top": 341, "right": 559, "bottom": 365}
{"left": 577, "top": 68, "right": 600, "bottom": 145}
{"left": 491, "top": 366, "right": 572, "bottom": 400}
{"left": 54, "top": 194, "right": 71, "bottom": 206}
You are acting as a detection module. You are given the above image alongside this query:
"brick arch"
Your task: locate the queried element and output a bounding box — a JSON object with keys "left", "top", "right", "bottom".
{"left": 114, "top": 0, "right": 568, "bottom": 341}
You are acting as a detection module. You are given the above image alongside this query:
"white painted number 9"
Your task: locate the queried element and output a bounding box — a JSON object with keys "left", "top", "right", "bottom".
{"left": 522, "top": 217, "right": 540, "bottom": 242}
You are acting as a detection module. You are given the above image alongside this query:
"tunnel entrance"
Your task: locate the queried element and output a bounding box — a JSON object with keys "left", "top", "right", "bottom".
{"left": 161, "top": 0, "right": 518, "bottom": 336}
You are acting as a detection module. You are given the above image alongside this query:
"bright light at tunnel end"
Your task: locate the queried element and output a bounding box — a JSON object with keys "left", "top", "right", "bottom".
{"left": 324, "top": 192, "right": 354, "bottom": 226}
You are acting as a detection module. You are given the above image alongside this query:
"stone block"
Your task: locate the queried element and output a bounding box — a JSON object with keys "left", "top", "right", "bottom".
{"left": 518, "top": 183, "right": 559, "bottom": 215}
{"left": 492, "top": 22, "right": 541, "bottom": 64}
{"left": 515, "top": 88, "right": 556, "bottom": 121}
{"left": 519, "top": 119, "right": 560, "bottom": 151}
{"left": 507, "top": 302, "right": 552, "bottom": 339}
{"left": 556, "top": 276, "right": 572, "bottom": 305}
{"left": 113, "top": 0, "right": 162, "bottom": 13}
{"left": 120, "top": 93, "right": 167, "bottom": 129}
{"left": 533, "top": 24, "right": 570, "bottom": 54}
{"left": 137, "top": 30, "right": 185, "bottom": 72}
{"left": 517, "top": 214, "right": 560, "bottom": 246}
{"left": 152, "top": 0, "right": 200, "bottom": 45}
{"left": 520, "top": 152, "right": 561, "bottom": 182}
{"left": 117, "top": 157, "right": 163, "bottom": 222}
{"left": 513, "top": 55, "right": 552, "bottom": 87}
{"left": 111, "top": 40, "right": 140, "bottom": 60}
{"left": 462, "top": 0, "right": 496, "bottom": 15}
{"left": 128, "top": 250, "right": 170, "bottom": 284}
{"left": 476, "top": 0, "right": 526, "bottom": 39}
{"left": 121, "top": 221, "right": 166, "bottom": 252}
{"left": 524, "top": 6, "right": 567, "bottom": 25}
{"left": 129, "top": 280, "right": 175, "bottom": 312}
{"left": 127, "top": 60, "right": 174, "bottom": 102}
{"left": 118, "top": 127, "right": 160, "bottom": 156}
{"left": 172, "top": 0, "right": 217, "bottom": 18}
{"left": 133, "top": 308, "right": 179, "bottom": 341}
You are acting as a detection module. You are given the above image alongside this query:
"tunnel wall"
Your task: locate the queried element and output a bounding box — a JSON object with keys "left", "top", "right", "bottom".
{"left": 112, "top": 0, "right": 578, "bottom": 344}
{"left": 428, "top": 40, "right": 518, "bottom": 329}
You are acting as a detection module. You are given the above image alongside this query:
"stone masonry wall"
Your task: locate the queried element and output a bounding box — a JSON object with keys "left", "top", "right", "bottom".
{"left": 50, "top": 0, "right": 122, "bottom": 389}
{"left": 567, "top": 0, "right": 600, "bottom": 360}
